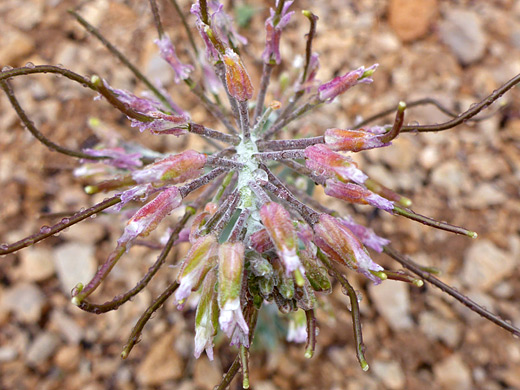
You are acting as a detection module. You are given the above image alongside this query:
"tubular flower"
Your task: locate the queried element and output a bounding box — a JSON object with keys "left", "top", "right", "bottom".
{"left": 324, "top": 179, "right": 395, "bottom": 211}
{"left": 194, "top": 269, "right": 219, "bottom": 360}
{"left": 117, "top": 186, "right": 183, "bottom": 246}
{"left": 155, "top": 34, "right": 194, "bottom": 83}
{"left": 175, "top": 234, "right": 218, "bottom": 307}
{"left": 222, "top": 48, "right": 254, "bottom": 101}
{"left": 318, "top": 64, "right": 378, "bottom": 103}
{"left": 262, "top": 0, "right": 295, "bottom": 64}
{"left": 131, "top": 150, "right": 207, "bottom": 185}
{"left": 131, "top": 111, "right": 190, "bottom": 135}
{"left": 304, "top": 144, "right": 368, "bottom": 184}
{"left": 313, "top": 214, "right": 384, "bottom": 284}
{"left": 191, "top": 3, "right": 224, "bottom": 61}
{"left": 209, "top": 1, "right": 247, "bottom": 47}
{"left": 340, "top": 216, "right": 390, "bottom": 253}
{"left": 324, "top": 127, "right": 392, "bottom": 152}
{"left": 218, "top": 242, "right": 249, "bottom": 345}
{"left": 82, "top": 147, "right": 143, "bottom": 170}
{"left": 259, "top": 202, "right": 303, "bottom": 276}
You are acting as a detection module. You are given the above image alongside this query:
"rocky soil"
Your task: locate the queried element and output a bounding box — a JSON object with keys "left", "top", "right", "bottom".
{"left": 1, "top": 0, "right": 520, "bottom": 389}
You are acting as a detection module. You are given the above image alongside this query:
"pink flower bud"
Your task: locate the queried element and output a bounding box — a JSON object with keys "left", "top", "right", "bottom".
{"left": 131, "top": 150, "right": 207, "bottom": 185}
{"left": 304, "top": 144, "right": 368, "bottom": 184}
{"left": 318, "top": 64, "right": 378, "bottom": 103}
{"left": 117, "top": 186, "right": 182, "bottom": 246}
{"left": 249, "top": 228, "right": 274, "bottom": 253}
{"left": 324, "top": 179, "right": 394, "bottom": 211}
{"left": 324, "top": 127, "right": 391, "bottom": 152}
{"left": 155, "top": 35, "right": 194, "bottom": 83}
{"left": 175, "top": 234, "right": 218, "bottom": 306}
{"left": 218, "top": 242, "right": 249, "bottom": 345}
{"left": 222, "top": 48, "right": 254, "bottom": 101}
{"left": 262, "top": 1, "right": 295, "bottom": 64}
{"left": 260, "top": 202, "right": 303, "bottom": 275}
{"left": 313, "top": 214, "right": 384, "bottom": 284}
{"left": 191, "top": 4, "right": 221, "bottom": 62}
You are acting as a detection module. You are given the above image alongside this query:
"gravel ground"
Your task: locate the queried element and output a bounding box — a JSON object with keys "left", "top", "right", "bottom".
{"left": 1, "top": 1, "right": 520, "bottom": 389}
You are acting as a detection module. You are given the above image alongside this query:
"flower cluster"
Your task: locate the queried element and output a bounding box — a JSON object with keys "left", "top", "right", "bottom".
{"left": 1, "top": 1, "right": 519, "bottom": 389}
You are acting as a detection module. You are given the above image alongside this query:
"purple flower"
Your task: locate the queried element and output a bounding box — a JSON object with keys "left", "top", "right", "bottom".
{"left": 82, "top": 147, "right": 143, "bottom": 170}
{"left": 313, "top": 214, "right": 384, "bottom": 284}
{"left": 209, "top": 1, "right": 247, "bottom": 47}
{"left": 154, "top": 35, "right": 194, "bottom": 83}
{"left": 130, "top": 111, "right": 190, "bottom": 134}
{"left": 191, "top": 3, "right": 222, "bottom": 62}
{"left": 318, "top": 64, "right": 378, "bottom": 103}
{"left": 324, "top": 179, "right": 394, "bottom": 212}
{"left": 340, "top": 216, "right": 390, "bottom": 253}
{"left": 262, "top": 0, "right": 295, "bottom": 64}
{"left": 117, "top": 186, "right": 183, "bottom": 247}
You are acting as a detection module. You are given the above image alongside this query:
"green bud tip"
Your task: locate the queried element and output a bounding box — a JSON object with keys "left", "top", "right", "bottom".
{"left": 243, "top": 379, "right": 250, "bottom": 389}
{"left": 361, "top": 68, "right": 376, "bottom": 79}
{"left": 468, "top": 231, "right": 478, "bottom": 239}
{"left": 361, "top": 361, "right": 370, "bottom": 372}
{"left": 84, "top": 185, "right": 97, "bottom": 195}
{"left": 399, "top": 197, "right": 413, "bottom": 208}
{"left": 90, "top": 75, "right": 102, "bottom": 86}
{"left": 302, "top": 10, "right": 312, "bottom": 17}
{"left": 304, "top": 348, "right": 314, "bottom": 359}
{"left": 413, "top": 279, "right": 424, "bottom": 287}
{"left": 398, "top": 101, "right": 407, "bottom": 112}
{"left": 294, "top": 269, "right": 305, "bottom": 287}
{"left": 371, "top": 271, "right": 388, "bottom": 281}
{"left": 120, "top": 350, "right": 128, "bottom": 359}
{"left": 71, "top": 296, "right": 82, "bottom": 306}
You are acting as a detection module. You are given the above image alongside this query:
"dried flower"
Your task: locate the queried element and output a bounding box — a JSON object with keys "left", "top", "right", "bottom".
{"left": 318, "top": 64, "right": 378, "bottom": 103}
{"left": 222, "top": 48, "right": 254, "bottom": 101}
{"left": 155, "top": 34, "right": 194, "bottom": 83}
{"left": 262, "top": 0, "right": 295, "bottom": 64}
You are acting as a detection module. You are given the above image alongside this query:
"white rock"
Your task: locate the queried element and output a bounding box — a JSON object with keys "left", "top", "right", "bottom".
{"left": 372, "top": 360, "right": 406, "bottom": 390}
{"left": 431, "top": 160, "right": 470, "bottom": 197}
{"left": 419, "top": 311, "right": 461, "bottom": 348}
{"left": 465, "top": 183, "right": 507, "bottom": 209}
{"left": 461, "top": 240, "right": 514, "bottom": 291}
{"left": 19, "top": 247, "right": 55, "bottom": 282}
{"left": 439, "top": 9, "right": 486, "bottom": 65}
{"left": 369, "top": 280, "right": 413, "bottom": 331}
{"left": 26, "top": 332, "right": 60, "bottom": 366}
{"left": 433, "top": 354, "right": 472, "bottom": 389}
{"left": 53, "top": 242, "right": 97, "bottom": 294}
{"left": 1, "top": 283, "right": 45, "bottom": 322}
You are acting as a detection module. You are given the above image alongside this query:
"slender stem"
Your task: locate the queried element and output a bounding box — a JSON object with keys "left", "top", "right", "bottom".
{"left": 0, "top": 65, "right": 154, "bottom": 123}
{"left": 249, "top": 181, "right": 271, "bottom": 204}
{"left": 383, "top": 246, "right": 520, "bottom": 337}
{"left": 263, "top": 99, "right": 319, "bottom": 140}
{"left": 167, "top": 0, "right": 199, "bottom": 56}
{"left": 0, "top": 196, "right": 121, "bottom": 255}
{"left": 281, "top": 159, "right": 326, "bottom": 186}
{"left": 255, "top": 149, "right": 306, "bottom": 161}
{"left": 383, "top": 270, "right": 424, "bottom": 287}
{"left": 205, "top": 155, "right": 244, "bottom": 169}
{"left": 215, "top": 61, "right": 241, "bottom": 127}
{"left": 184, "top": 78, "right": 238, "bottom": 134}
{"left": 318, "top": 251, "right": 369, "bottom": 371}
{"left": 393, "top": 206, "right": 478, "bottom": 238}
{"left": 253, "top": 63, "right": 274, "bottom": 125}
{"left": 239, "top": 100, "right": 251, "bottom": 140}
{"left": 69, "top": 10, "right": 175, "bottom": 113}
{"left": 239, "top": 345, "right": 250, "bottom": 389}
{"left": 257, "top": 136, "right": 324, "bottom": 151}
{"left": 400, "top": 72, "right": 520, "bottom": 133}
{"left": 261, "top": 168, "right": 319, "bottom": 225}
{"left": 179, "top": 167, "right": 228, "bottom": 198}
{"left": 189, "top": 123, "right": 240, "bottom": 145}
{"left": 216, "top": 356, "right": 241, "bottom": 390}
{"left": 148, "top": 0, "right": 164, "bottom": 37}
{"left": 380, "top": 101, "right": 406, "bottom": 143}
{"left": 229, "top": 208, "right": 251, "bottom": 242}
{"left": 76, "top": 210, "right": 194, "bottom": 313}
{"left": 199, "top": 0, "right": 210, "bottom": 25}
{"left": 305, "top": 309, "right": 317, "bottom": 358}
{"left": 0, "top": 79, "right": 109, "bottom": 160}
{"left": 213, "top": 191, "right": 241, "bottom": 234}
{"left": 121, "top": 281, "right": 180, "bottom": 359}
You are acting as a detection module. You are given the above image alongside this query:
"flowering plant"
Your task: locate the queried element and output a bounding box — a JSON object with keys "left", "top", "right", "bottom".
{"left": 1, "top": 1, "right": 519, "bottom": 388}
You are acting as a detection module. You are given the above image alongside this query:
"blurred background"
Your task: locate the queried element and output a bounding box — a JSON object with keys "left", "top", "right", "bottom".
{"left": 1, "top": 0, "right": 519, "bottom": 389}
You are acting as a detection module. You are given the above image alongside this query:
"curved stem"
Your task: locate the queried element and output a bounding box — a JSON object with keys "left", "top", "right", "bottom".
{"left": 76, "top": 210, "right": 193, "bottom": 314}
{"left": 0, "top": 79, "right": 109, "bottom": 160}
{"left": 149, "top": 0, "right": 165, "bottom": 38}
{"left": 400, "top": 73, "right": 520, "bottom": 133}
{"left": 121, "top": 280, "right": 180, "bottom": 359}
{"left": 69, "top": 10, "right": 175, "bottom": 113}
{"left": 383, "top": 246, "right": 520, "bottom": 337}
{"left": 0, "top": 196, "right": 121, "bottom": 255}
{"left": 167, "top": 0, "right": 199, "bottom": 56}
